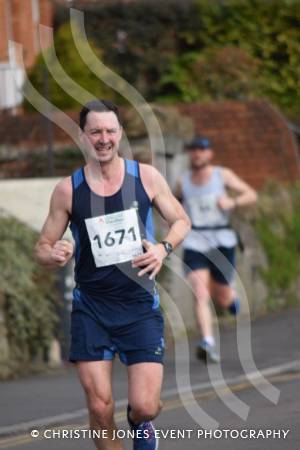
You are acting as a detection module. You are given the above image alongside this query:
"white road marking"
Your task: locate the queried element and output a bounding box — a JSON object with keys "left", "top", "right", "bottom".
{"left": 0, "top": 358, "right": 299, "bottom": 438}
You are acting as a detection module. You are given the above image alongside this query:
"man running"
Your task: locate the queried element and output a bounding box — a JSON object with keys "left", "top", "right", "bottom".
{"left": 35, "top": 99, "right": 191, "bottom": 450}
{"left": 176, "top": 136, "right": 257, "bottom": 363}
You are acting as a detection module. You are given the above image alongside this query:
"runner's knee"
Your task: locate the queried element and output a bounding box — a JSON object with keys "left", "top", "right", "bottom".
{"left": 212, "top": 286, "right": 233, "bottom": 308}
{"left": 80, "top": 378, "right": 114, "bottom": 424}
{"left": 194, "top": 287, "right": 210, "bottom": 304}
{"left": 131, "top": 399, "right": 162, "bottom": 422}
{"left": 88, "top": 395, "right": 115, "bottom": 424}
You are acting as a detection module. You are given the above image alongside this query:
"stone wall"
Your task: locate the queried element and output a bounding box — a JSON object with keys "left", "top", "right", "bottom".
{"left": 1, "top": 101, "right": 299, "bottom": 188}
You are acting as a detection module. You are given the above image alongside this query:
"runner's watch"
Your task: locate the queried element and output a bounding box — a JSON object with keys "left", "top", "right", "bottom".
{"left": 160, "top": 240, "right": 173, "bottom": 255}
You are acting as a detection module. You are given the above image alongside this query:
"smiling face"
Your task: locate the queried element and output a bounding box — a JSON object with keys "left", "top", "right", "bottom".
{"left": 80, "top": 111, "right": 122, "bottom": 163}
{"left": 188, "top": 147, "right": 213, "bottom": 170}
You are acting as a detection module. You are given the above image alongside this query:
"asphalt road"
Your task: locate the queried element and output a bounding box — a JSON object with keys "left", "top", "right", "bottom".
{"left": 0, "top": 307, "right": 299, "bottom": 450}
{"left": 1, "top": 370, "right": 299, "bottom": 450}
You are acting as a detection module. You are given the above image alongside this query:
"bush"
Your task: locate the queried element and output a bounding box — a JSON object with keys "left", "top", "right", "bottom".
{"left": 0, "top": 216, "right": 60, "bottom": 362}
{"left": 254, "top": 181, "right": 300, "bottom": 308}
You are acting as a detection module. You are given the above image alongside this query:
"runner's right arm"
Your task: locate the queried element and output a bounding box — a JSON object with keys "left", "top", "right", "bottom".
{"left": 132, "top": 165, "right": 191, "bottom": 279}
{"left": 34, "top": 178, "right": 74, "bottom": 267}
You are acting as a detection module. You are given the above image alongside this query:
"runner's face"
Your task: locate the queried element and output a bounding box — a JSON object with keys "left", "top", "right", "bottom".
{"left": 188, "top": 148, "right": 213, "bottom": 169}
{"left": 82, "top": 111, "right": 122, "bottom": 163}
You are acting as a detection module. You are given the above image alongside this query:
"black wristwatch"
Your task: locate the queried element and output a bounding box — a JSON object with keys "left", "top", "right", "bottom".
{"left": 160, "top": 240, "right": 173, "bottom": 255}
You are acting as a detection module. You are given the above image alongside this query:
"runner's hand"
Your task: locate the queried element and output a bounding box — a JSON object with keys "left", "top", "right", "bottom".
{"left": 51, "top": 240, "right": 74, "bottom": 267}
{"left": 217, "top": 195, "right": 236, "bottom": 211}
{"left": 132, "top": 239, "right": 167, "bottom": 280}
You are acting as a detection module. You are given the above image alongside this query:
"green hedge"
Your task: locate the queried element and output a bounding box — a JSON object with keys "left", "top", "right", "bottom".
{"left": 254, "top": 181, "right": 300, "bottom": 310}
{"left": 0, "top": 216, "right": 60, "bottom": 363}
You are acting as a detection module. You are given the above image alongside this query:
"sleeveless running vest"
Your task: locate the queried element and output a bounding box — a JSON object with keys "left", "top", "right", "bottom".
{"left": 69, "top": 159, "right": 157, "bottom": 302}
{"left": 182, "top": 166, "right": 237, "bottom": 252}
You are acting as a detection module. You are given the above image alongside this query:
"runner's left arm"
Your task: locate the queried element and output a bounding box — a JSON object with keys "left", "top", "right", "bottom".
{"left": 132, "top": 166, "right": 191, "bottom": 279}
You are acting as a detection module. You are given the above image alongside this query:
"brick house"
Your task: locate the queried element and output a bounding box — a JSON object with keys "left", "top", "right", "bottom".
{"left": 0, "top": 0, "right": 53, "bottom": 112}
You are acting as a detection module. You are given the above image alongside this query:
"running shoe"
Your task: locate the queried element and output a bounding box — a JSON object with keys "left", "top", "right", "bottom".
{"left": 228, "top": 298, "right": 240, "bottom": 316}
{"left": 196, "top": 339, "right": 220, "bottom": 364}
{"left": 127, "top": 405, "right": 159, "bottom": 450}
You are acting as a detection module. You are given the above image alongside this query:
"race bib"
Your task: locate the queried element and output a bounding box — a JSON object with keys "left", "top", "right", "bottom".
{"left": 188, "top": 194, "right": 225, "bottom": 227}
{"left": 85, "top": 208, "right": 143, "bottom": 268}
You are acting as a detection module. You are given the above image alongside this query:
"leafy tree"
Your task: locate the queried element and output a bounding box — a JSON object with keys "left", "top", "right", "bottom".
{"left": 159, "top": 46, "right": 261, "bottom": 102}
{"left": 29, "top": 0, "right": 300, "bottom": 115}
{"left": 25, "top": 23, "right": 113, "bottom": 111}
{"left": 65, "top": 0, "right": 201, "bottom": 100}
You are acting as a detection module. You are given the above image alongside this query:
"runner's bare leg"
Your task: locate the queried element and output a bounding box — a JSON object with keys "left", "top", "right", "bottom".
{"left": 77, "top": 361, "right": 123, "bottom": 450}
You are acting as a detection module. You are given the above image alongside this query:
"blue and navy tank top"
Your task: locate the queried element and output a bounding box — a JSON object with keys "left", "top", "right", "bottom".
{"left": 69, "top": 159, "right": 158, "bottom": 303}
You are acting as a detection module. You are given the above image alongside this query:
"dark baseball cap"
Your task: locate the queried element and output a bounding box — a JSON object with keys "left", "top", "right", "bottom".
{"left": 185, "top": 136, "right": 212, "bottom": 150}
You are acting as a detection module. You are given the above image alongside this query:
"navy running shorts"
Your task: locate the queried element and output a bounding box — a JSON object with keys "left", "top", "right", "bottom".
{"left": 183, "top": 246, "right": 236, "bottom": 285}
{"left": 69, "top": 288, "right": 164, "bottom": 365}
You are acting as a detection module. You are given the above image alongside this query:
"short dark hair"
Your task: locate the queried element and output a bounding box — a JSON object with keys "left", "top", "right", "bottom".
{"left": 79, "top": 99, "right": 122, "bottom": 130}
